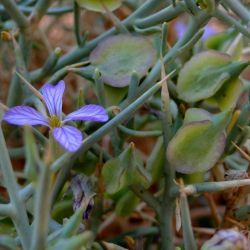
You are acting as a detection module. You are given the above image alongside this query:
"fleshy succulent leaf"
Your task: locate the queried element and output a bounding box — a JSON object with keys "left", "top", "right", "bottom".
{"left": 207, "top": 77, "right": 243, "bottom": 111}
{"left": 183, "top": 108, "right": 212, "bottom": 125}
{"left": 90, "top": 35, "right": 156, "bottom": 87}
{"left": 102, "top": 143, "right": 151, "bottom": 194}
{"left": 167, "top": 110, "right": 231, "bottom": 174}
{"left": 115, "top": 190, "right": 140, "bottom": 216}
{"left": 176, "top": 51, "right": 248, "bottom": 102}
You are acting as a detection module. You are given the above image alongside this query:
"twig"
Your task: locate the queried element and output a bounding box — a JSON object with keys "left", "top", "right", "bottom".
{"left": 0, "top": 126, "right": 31, "bottom": 249}
{"left": 171, "top": 179, "right": 250, "bottom": 197}
{"left": 0, "top": 0, "right": 29, "bottom": 31}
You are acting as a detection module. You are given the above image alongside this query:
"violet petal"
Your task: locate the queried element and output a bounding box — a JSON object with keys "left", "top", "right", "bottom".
{"left": 40, "top": 80, "right": 65, "bottom": 117}
{"left": 52, "top": 125, "right": 82, "bottom": 152}
{"left": 175, "top": 20, "right": 186, "bottom": 39}
{"left": 203, "top": 25, "right": 216, "bottom": 40}
{"left": 64, "top": 104, "right": 108, "bottom": 123}
{"left": 3, "top": 106, "right": 49, "bottom": 126}
{"left": 175, "top": 20, "right": 216, "bottom": 41}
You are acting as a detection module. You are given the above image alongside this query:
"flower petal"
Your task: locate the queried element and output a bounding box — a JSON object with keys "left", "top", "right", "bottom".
{"left": 175, "top": 20, "right": 186, "bottom": 39}
{"left": 52, "top": 125, "right": 82, "bottom": 152}
{"left": 40, "top": 80, "right": 65, "bottom": 117}
{"left": 64, "top": 104, "right": 108, "bottom": 123}
{"left": 202, "top": 25, "right": 216, "bottom": 40}
{"left": 3, "top": 106, "right": 49, "bottom": 126}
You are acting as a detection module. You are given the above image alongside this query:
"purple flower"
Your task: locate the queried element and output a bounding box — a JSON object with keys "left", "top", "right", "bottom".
{"left": 175, "top": 20, "right": 216, "bottom": 41}
{"left": 3, "top": 81, "right": 108, "bottom": 152}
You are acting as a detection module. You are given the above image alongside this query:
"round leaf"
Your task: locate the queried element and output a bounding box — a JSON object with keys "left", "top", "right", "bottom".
{"left": 104, "top": 85, "right": 128, "bottom": 105}
{"left": 76, "top": 0, "right": 121, "bottom": 12}
{"left": 167, "top": 110, "right": 231, "bottom": 174}
{"left": 167, "top": 121, "right": 226, "bottom": 174}
{"left": 177, "top": 51, "right": 231, "bottom": 102}
{"left": 102, "top": 144, "right": 151, "bottom": 194}
{"left": 90, "top": 35, "right": 156, "bottom": 87}
{"left": 208, "top": 78, "right": 243, "bottom": 111}
{"left": 115, "top": 191, "right": 139, "bottom": 216}
{"left": 183, "top": 108, "right": 212, "bottom": 124}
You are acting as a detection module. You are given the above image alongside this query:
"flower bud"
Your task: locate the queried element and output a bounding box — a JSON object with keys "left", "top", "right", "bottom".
{"left": 201, "top": 229, "right": 248, "bottom": 250}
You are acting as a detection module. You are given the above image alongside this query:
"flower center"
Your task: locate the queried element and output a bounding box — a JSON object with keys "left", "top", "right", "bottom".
{"left": 49, "top": 115, "right": 61, "bottom": 128}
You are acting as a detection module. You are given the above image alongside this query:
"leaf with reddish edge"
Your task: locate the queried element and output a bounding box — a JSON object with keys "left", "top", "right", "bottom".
{"left": 167, "top": 110, "right": 231, "bottom": 174}
{"left": 207, "top": 78, "right": 243, "bottom": 111}
{"left": 176, "top": 51, "right": 248, "bottom": 103}
{"left": 90, "top": 35, "right": 157, "bottom": 88}
{"left": 183, "top": 108, "right": 212, "bottom": 125}
{"left": 102, "top": 143, "right": 151, "bottom": 194}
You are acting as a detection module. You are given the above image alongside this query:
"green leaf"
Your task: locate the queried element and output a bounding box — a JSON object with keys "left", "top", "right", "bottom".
{"left": 207, "top": 77, "right": 243, "bottom": 111}
{"left": 90, "top": 35, "right": 156, "bottom": 87}
{"left": 226, "top": 34, "right": 243, "bottom": 60}
{"left": 167, "top": 110, "right": 231, "bottom": 174}
{"left": 146, "top": 137, "right": 165, "bottom": 182}
{"left": 76, "top": 0, "right": 121, "bottom": 12}
{"left": 60, "top": 208, "right": 85, "bottom": 238}
{"left": 183, "top": 108, "right": 212, "bottom": 124}
{"left": 104, "top": 85, "right": 128, "bottom": 106}
{"left": 102, "top": 143, "right": 151, "bottom": 194}
{"left": 0, "top": 235, "right": 17, "bottom": 250}
{"left": 115, "top": 190, "right": 139, "bottom": 216}
{"left": 204, "top": 30, "right": 236, "bottom": 51}
{"left": 176, "top": 51, "right": 248, "bottom": 102}
{"left": 51, "top": 231, "right": 93, "bottom": 250}
{"left": 24, "top": 126, "right": 42, "bottom": 182}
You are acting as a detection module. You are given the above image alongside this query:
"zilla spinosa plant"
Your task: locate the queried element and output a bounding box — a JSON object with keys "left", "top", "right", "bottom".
{"left": 0, "top": 0, "right": 250, "bottom": 250}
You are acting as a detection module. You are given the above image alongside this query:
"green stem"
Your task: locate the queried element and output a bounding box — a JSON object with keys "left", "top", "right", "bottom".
{"left": 19, "top": 183, "right": 34, "bottom": 202}
{"left": 184, "top": 0, "right": 199, "bottom": 15}
{"left": 0, "top": 0, "right": 29, "bottom": 31}
{"left": 94, "top": 69, "right": 106, "bottom": 107}
{"left": 180, "top": 186, "right": 197, "bottom": 250}
{"left": 170, "top": 179, "right": 250, "bottom": 197}
{"left": 158, "top": 22, "right": 176, "bottom": 250}
{"left": 134, "top": 2, "right": 185, "bottom": 29}
{"left": 127, "top": 71, "right": 140, "bottom": 101}
{"left": 0, "top": 5, "right": 73, "bottom": 15}
{"left": 0, "top": 126, "right": 31, "bottom": 250}
{"left": 34, "top": 47, "right": 62, "bottom": 81}
{"left": 214, "top": 9, "right": 250, "bottom": 38}
{"left": 29, "top": 0, "right": 53, "bottom": 26}
{"left": 0, "top": 204, "right": 15, "bottom": 218}
{"left": 7, "top": 35, "right": 30, "bottom": 106}
{"left": 222, "top": 0, "right": 250, "bottom": 23}
{"left": 8, "top": 147, "right": 25, "bottom": 159}
{"left": 30, "top": 163, "right": 52, "bottom": 250}
{"left": 73, "top": 1, "right": 83, "bottom": 46}
{"left": 118, "top": 125, "right": 162, "bottom": 137}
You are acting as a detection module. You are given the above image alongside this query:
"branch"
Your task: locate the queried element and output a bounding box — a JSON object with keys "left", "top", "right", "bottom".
{"left": 29, "top": 0, "right": 53, "bottom": 27}
{"left": 0, "top": 204, "right": 15, "bottom": 218}
{"left": 171, "top": 179, "right": 250, "bottom": 197}
{"left": 222, "top": 0, "right": 250, "bottom": 24}
{"left": 0, "top": 0, "right": 29, "bottom": 31}
{"left": 0, "top": 126, "right": 31, "bottom": 250}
